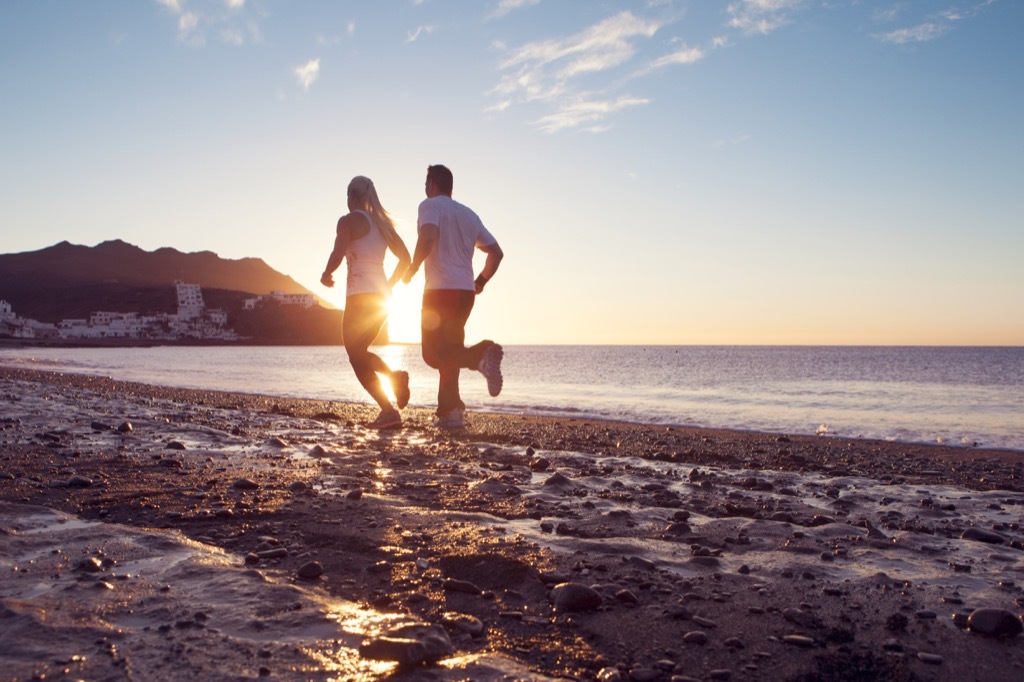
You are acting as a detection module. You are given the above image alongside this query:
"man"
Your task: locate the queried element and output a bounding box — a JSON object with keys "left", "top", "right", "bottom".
{"left": 403, "top": 164, "right": 504, "bottom": 427}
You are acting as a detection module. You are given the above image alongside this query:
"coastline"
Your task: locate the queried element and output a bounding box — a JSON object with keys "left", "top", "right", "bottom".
{"left": 2, "top": 366, "right": 1023, "bottom": 680}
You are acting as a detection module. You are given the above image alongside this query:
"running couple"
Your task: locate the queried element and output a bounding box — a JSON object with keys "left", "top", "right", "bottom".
{"left": 320, "top": 165, "right": 504, "bottom": 430}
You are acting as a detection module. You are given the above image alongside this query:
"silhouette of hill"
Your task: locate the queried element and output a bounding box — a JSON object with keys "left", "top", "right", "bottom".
{"left": 0, "top": 240, "right": 327, "bottom": 324}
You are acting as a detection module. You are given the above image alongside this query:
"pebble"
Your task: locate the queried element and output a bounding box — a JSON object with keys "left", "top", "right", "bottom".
{"left": 67, "top": 475, "right": 93, "bottom": 488}
{"left": 441, "top": 612, "right": 484, "bottom": 637}
{"left": 596, "top": 668, "right": 622, "bottom": 682}
{"left": 628, "top": 669, "right": 660, "bottom": 682}
{"left": 297, "top": 561, "right": 323, "bottom": 579}
{"left": 443, "top": 578, "right": 482, "bottom": 595}
{"left": 543, "top": 472, "right": 573, "bottom": 487}
{"left": 358, "top": 623, "right": 453, "bottom": 666}
{"left": 615, "top": 589, "right": 640, "bottom": 606}
{"left": 682, "top": 631, "right": 707, "bottom": 645}
{"left": 691, "top": 616, "right": 718, "bottom": 629}
{"left": 232, "top": 478, "right": 260, "bottom": 490}
{"left": 117, "top": 421, "right": 133, "bottom": 433}
{"left": 782, "top": 634, "right": 815, "bottom": 648}
{"left": 961, "top": 527, "right": 1006, "bottom": 544}
{"left": 288, "top": 481, "right": 308, "bottom": 493}
{"left": 967, "top": 608, "right": 1023, "bottom": 637}
{"left": 783, "top": 608, "right": 823, "bottom": 629}
{"left": 256, "top": 547, "right": 288, "bottom": 560}
{"left": 917, "top": 652, "right": 944, "bottom": 665}
{"left": 166, "top": 441, "right": 186, "bottom": 450}
{"left": 550, "top": 582, "right": 603, "bottom": 612}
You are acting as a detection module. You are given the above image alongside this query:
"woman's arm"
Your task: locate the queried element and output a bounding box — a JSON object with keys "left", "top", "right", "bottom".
{"left": 321, "top": 216, "right": 354, "bottom": 288}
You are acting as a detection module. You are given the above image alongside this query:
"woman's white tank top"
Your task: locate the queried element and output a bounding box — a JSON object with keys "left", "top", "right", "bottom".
{"left": 345, "top": 210, "right": 390, "bottom": 297}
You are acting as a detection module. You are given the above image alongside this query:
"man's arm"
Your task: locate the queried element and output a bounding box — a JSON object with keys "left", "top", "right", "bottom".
{"left": 474, "top": 241, "right": 503, "bottom": 294}
{"left": 402, "top": 223, "right": 438, "bottom": 284}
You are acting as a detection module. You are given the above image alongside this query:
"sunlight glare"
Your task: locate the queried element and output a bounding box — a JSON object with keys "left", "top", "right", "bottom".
{"left": 384, "top": 282, "right": 422, "bottom": 344}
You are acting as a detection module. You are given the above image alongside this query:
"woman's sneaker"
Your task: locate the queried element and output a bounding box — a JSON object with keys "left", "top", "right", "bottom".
{"left": 391, "top": 371, "right": 410, "bottom": 409}
{"left": 368, "top": 409, "right": 402, "bottom": 430}
{"left": 478, "top": 343, "right": 503, "bottom": 397}
{"left": 433, "top": 408, "right": 465, "bottom": 428}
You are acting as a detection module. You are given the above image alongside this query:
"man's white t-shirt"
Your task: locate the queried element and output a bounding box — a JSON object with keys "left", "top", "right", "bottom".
{"left": 417, "top": 195, "right": 495, "bottom": 291}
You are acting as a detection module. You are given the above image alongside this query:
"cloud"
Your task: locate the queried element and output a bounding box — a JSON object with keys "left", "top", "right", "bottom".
{"left": 492, "top": 0, "right": 541, "bottom": 19}
{"left": 877, "top": 22, "right": 949, "bottom": 44}
{"left": 491, "top": 11, "right": 679, "bottom": 131}
{"left": 406, "top": 25, "right": 436, "bottom": 42}
{"left": 535, "top": 95, "right": 649, "bottom": 133}
{"left": 874, "top": 0, "right": 995, "bottom": 45}
{"left": 726, "top": 0, "right": 804, "bottom": 35}
{"left": 295, "top": 59, "right": 321, "bottom": 91}
{"left": 496, "top": 11, "right": 663, "bottom": 101}
{"left": 178, "top": 12, "right": 199, "bottom": 38}
{"left": 155, "top": 0, "right": 261, "bottom": 46}
{"left": 635, "top": 44, "right": 704, "bottom": 76}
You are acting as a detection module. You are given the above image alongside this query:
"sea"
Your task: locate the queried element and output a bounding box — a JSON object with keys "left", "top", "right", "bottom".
{"left": 1, "top": 345, "right": 1022, "bottom": 451}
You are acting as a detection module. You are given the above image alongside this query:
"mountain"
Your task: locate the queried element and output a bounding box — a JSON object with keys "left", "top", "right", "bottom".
{"left": 0, "top": 240, "right": 327, "bottom": 323}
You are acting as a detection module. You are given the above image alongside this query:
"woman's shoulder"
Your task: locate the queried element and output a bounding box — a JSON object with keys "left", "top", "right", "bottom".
{"left": 338, "top": 211, "right": 372, "bottom": 237}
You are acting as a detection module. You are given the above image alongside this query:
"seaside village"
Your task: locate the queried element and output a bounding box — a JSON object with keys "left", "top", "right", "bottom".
{"left": 0, "top": 282, "right": 314, "bottom": 342}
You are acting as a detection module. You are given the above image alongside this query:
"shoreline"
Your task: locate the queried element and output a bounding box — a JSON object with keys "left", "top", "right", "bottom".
{"left": 2, "top": 367, "right": 1023, "bottom": 680}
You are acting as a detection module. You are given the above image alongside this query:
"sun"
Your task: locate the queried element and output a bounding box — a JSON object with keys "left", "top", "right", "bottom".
{"left": 384, "top": 282, "right": 422, "bottom": 344}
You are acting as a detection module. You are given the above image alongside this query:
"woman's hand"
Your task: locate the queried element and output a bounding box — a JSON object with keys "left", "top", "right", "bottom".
{"left": 321, "top": 272, "right": 335, "bottom": 288}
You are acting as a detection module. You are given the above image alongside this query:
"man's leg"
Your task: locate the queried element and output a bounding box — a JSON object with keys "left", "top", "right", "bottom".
{"left": 422, "top": 290, "right": 475, "bottom": 416}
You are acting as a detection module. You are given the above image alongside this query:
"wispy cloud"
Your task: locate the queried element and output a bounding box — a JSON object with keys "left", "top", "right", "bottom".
{"left": 492, "top": 11, "right": 694, "bottom": 132}
{"left": 875, "top": 0, "right": 997, "bottom": 44}
{"left": 535, "top": 95, "right": 649, "bottom": 134}
{"left": 635, "top": 44, "right": 704, "bottom": 76}
{"left": 492, "top": 0, "right": 541, "bottom": 19}
{"left": 294, "top": 59, "right": 320, "bottom": 91}
{"left": 877, "top": 22, "right": 949, "bottom": 44}
{"left": 154, "top": 0, "right": 260, "bottom": 46}
{"left": 406, "top": 25, "right": 436, "bottom": 42}
{"left": 727, "top": 0, "right": 804, "bottom": 36}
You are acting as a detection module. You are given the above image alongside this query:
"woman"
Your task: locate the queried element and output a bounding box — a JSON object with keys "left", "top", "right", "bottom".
{"left": 321, "top": 176, "right": 411, "bottom": 429}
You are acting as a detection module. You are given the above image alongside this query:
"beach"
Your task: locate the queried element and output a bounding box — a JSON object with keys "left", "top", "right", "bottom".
{"left": 2, "top": 366, "right": 1023, "bottom": 681}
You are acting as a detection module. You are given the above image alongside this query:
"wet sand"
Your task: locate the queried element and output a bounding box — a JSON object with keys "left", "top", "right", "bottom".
{"left": 1, "top": 366, "right": 1023, "bottom": 681}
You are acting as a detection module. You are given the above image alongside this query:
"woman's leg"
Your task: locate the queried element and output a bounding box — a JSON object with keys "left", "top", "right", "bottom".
{"left": 344, "top": 295, "right": 394, "bottom": 411}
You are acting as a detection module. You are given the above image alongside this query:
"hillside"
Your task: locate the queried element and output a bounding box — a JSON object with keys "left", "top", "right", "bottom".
{"left": 0, "top": 240, "right": 327, "bottom": 323}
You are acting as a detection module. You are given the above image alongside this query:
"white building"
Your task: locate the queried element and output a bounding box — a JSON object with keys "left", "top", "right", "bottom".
{"left": 176, "top": 281, "right": 205, "bottom": 320}
{"left": 243, "top": 290, "right": 315, "bottom": 310}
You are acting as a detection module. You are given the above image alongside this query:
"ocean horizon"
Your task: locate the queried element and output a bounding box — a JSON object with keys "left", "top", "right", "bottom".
{"left": 2, "top": 344, "right": 1022, "bottom": 451}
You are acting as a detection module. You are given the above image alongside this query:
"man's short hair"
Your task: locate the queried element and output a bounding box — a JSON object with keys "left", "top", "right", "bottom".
{"left": 427, "top": 165, "right": 454, "bottom": 196}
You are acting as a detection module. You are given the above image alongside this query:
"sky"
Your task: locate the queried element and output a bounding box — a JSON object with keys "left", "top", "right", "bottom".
{"left": 1, "top": 0, "right": 1022, "bottom": 346}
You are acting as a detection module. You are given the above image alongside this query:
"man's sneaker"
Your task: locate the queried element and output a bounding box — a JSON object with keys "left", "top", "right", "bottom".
{"left": 367, "top": 409, "right": 401, "bottom": 430}
{"left": 478, "top": 343, "right": 503, "bottom": 397}
{"left": 433, "top": 408, "right": 465, "bottom": 428}
{"left": 391, "top": 370, "right": 410, "bottom": 409}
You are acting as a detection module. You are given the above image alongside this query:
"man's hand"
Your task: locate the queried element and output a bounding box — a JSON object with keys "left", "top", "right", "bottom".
{"left": 321, "top": 272, "right": 335, "bottom": 288}
{"left": 402, "top": 264, "right": 418, "bottom": 285}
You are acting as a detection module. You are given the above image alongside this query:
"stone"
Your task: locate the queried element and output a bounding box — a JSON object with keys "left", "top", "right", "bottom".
{"left": 232, "top": 478, "right": 260, "bottom": 490}
{"left": 782, "top": 634, "right": 815, "bottom": 648}
{"left": 442, "top": 612, "right": 485, "bottom": 637}
{"left": 683, "top": 631, "right": 708, "bottom": 645}
{"left": 443, "top": 578, "right": 482, "bottom": 595}
{"left": 967, "top": 608, "right": 1023, "bottom": 637}
{"left": 550, "top": 582, "right": 603, "bottom": 612}
{"left": 961, "top": 527, "right": 1006, "bottom": 544}
{"left": 297, "top": 561, "right": 324, "bottom": 579}
{"left": 67, "top": 475, "right": 93, "bottom": 488}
